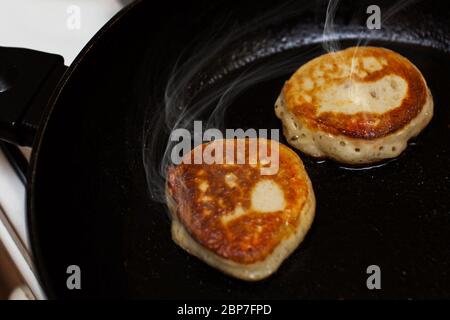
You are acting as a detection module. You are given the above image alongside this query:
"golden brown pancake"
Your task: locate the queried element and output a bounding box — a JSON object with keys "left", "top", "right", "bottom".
{"left": 166, "top": 138, "right": 315, "bottom": 280}
{"left": 275, "top": 46, "right": 433, "bottom": 164}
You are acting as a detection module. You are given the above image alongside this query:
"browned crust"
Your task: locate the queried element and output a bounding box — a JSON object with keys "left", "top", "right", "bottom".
{"left": 282, "top": 46, "right": 428, "bottom": 139}
{"left": 166, "top": 139, "right": 309, "bottom": 264}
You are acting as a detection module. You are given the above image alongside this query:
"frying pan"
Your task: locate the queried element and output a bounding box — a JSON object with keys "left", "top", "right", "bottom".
{"left": 0, "top": 0, "right": 449, "bottom": 299}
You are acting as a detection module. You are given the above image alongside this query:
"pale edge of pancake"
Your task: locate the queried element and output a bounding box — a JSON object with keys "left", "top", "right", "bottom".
{"left": 165, "top": 172, "right": 316, "bottom": 281}
{"left": 275, "top": 88, "right": 433, "bottom": 165}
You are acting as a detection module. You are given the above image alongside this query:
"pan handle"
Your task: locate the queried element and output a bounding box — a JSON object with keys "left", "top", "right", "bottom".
{"left": 0, "top": 46, "right": 67, "bottom": 147}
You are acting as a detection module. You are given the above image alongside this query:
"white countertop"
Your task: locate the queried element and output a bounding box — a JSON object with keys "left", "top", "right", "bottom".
{"left": 0, "top": 0, "right": 131, "bottom": 65}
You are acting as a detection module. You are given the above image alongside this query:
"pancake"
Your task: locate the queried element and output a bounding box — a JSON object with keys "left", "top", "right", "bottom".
{"left": 275, "top": 46, "right": 433, "bottom": 164}
{"left": 166, "top": 138, "right": 315, "bottom": 280}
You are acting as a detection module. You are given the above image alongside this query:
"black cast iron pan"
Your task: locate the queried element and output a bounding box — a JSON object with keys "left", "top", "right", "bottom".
{"left": 0, "top": 0, "right": 449, "bottom": 299}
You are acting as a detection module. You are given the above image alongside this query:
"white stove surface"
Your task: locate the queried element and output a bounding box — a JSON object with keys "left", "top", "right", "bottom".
{"left": 0, "top": 0, "right": 131, "bottom": 299}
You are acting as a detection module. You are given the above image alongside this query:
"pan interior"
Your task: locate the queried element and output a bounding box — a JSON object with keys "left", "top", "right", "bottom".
{"left": 137, "top": 41, "right": 450, "bottom": 299}
{"left": 30, "top": 1, "right": 450, "bottom": 299}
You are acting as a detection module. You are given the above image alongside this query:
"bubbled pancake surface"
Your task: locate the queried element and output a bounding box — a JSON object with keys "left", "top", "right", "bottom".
{"left": 167, "top": 139, "right": 310, "bottom": 264}
{"left": 282, "top": 46, "right": 428, "bottom": 139}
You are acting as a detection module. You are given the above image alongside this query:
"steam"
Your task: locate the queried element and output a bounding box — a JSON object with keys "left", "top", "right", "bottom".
{"left": 320, "top": 0, "right": 420, "bottom": 102}
{"left": 322, "top": 0, "right": 420, "bottom": 54}
{"left": 143, "top": 0, "right": 432, "bottom": 203}
{"left": 322, "top": 0, "right": 342, "bottom": 53}
{"left": 143, "top": 2, "right": 317, "bottom": 203}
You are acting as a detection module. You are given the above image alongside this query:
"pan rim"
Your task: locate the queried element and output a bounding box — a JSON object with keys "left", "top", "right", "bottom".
{"left": 26, "top": 0, "right": 144, "bottom": 299}
{"left": 24, "top": 1, "right": 450, "bottom": 299}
